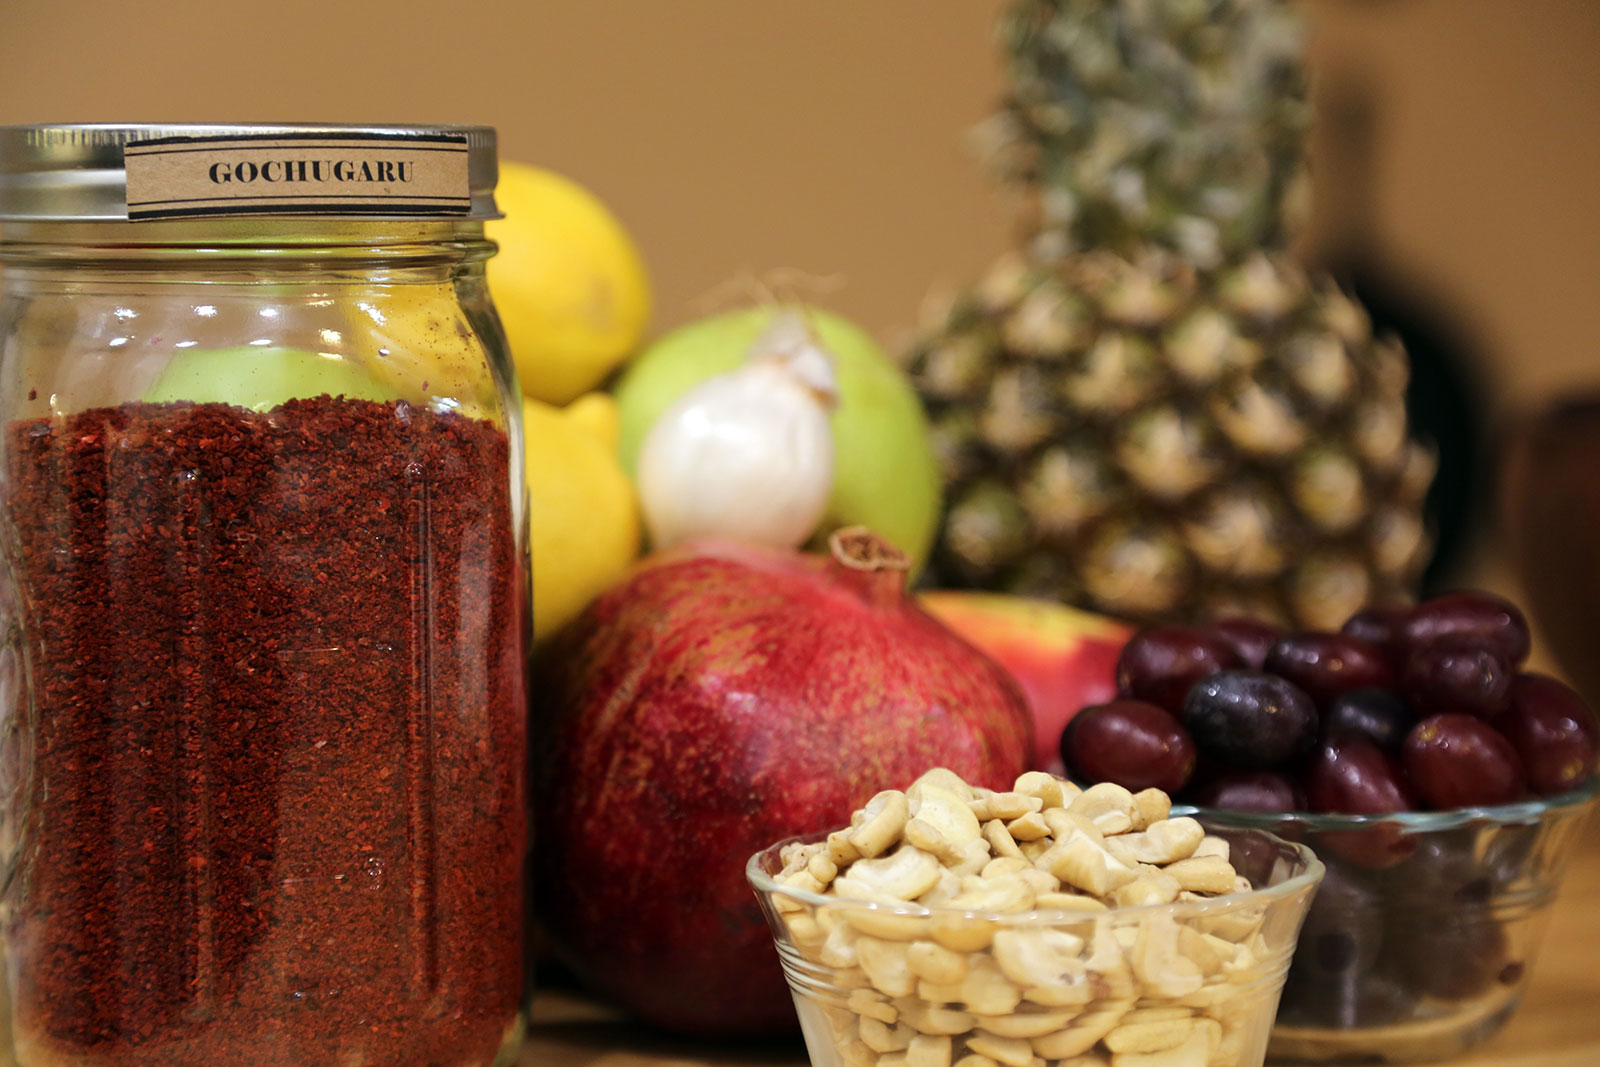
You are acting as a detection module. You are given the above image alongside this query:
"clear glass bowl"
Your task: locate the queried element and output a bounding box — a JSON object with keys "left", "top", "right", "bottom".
{"left": 1180, "top": 777, "right": 1600, "bottom": 1063}
{"left": 748, "top": 828, "right": 1322, "bottom": 1067}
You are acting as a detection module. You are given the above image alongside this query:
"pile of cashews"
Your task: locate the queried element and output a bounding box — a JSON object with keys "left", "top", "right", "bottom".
{"left": 767, "top": 769, "right": 1290, "bottom": 1067}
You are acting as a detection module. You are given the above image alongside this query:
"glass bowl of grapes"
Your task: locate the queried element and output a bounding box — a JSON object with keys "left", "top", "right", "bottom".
{"left": 1059, "top": 591, "right": 1600, "bottom": 1063}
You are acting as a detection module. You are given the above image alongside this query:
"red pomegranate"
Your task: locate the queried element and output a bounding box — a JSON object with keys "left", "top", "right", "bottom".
{"left": 531, "top": 529, "right": 1032, "bottom": 1036}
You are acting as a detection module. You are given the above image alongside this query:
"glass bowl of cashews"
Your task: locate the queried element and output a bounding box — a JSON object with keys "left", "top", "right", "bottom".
{"left": 747, "top": 770, "right": 1323, "bottom": 1067}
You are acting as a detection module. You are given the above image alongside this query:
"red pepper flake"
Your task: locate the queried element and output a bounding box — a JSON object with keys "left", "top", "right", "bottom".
{"left": 5, "top": 397, "right": 526, "bottom": 1066}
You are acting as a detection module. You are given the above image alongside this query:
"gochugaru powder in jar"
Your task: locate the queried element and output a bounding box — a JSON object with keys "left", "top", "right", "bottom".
{"left": 4, "top": 396, "right": 524, "bottom": 1067}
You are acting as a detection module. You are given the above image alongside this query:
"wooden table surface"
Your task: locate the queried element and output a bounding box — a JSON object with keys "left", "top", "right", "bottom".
{"left": 520, "top": 816, "right": 1600, "bottom": 1067}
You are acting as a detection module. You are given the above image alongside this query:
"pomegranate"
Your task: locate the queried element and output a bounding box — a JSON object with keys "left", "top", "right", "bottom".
{"left": 531, "top": 529, "right": 1031, "bottom": 1036}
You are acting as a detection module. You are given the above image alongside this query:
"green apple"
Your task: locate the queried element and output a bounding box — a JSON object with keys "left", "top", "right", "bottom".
{"left": 143, "top": 345, "right": 397, "bottom": 411}
{"left": 613, "top": 305, "right": 942, "bottom": 570}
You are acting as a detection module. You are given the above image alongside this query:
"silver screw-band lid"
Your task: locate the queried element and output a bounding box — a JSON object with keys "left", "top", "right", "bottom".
{"left": 0, "top": 123, "right": 501, "bottom": 222}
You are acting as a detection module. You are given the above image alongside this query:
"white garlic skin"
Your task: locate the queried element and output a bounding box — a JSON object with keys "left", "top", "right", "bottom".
{"left": 638, "top": 327, "right": 838, "bottom": 551}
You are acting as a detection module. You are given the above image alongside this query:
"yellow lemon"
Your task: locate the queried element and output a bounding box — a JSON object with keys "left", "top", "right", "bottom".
{"left": 348, "top": 283, "right": 498, "bottom": 418}
{"left": 489, "top": 162, "right": 652, "bottom": 405}
{"left": 524, "top": 394, "right": 640, "bottom": 639}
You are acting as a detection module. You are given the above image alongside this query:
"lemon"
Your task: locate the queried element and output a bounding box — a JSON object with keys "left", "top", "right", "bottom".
{"left": 489, "top": 163, "right": 652, "bottom": 405}
{"left": 524, "top": 393, "right": 640, "bottom": 639}
{"left": 348, "top": 283, "right": 498, "bottom": 418}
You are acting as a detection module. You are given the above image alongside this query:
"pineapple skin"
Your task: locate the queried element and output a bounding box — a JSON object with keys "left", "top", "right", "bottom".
{"left": 909, "top": 0, "right": 1436, "bottom": 631}
{"left": 909, "top": 247, "right": 1434, "bottom": 631}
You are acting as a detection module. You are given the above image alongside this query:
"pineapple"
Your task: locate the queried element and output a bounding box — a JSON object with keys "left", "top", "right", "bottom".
{"left": 907, "top": 0, "right": 1434, "bottom": 630}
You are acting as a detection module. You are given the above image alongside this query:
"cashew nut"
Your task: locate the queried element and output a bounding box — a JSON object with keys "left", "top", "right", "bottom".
{"left": 977, "top": 1007, "right": 1079, "bottom": 1039}
{"left": 1130, "top": 787, "right": 1170, "bottom": 831}
{"left": 820, "top": 920, "right": 860, "bottom": 968}
{"left": 858, "top": 936, "right": 918, "bottom": 997}
{"left": 1006, "top": 811, "right": 1052, "bottom": 842}
{"left": 1191, "top": 835, "right": 1229, "bottom": 862}
{"left": 907, "top": 939, "right": 968, "bottom": 985}
{"left": 1014, "top": 770, "right": 1074, "bottom": 808}
{"left": 909, "top": 783, "right": 983, "bottom": 846}
{"left": 1029, "top": 998, "right": 1133, "bottom": 1059}
{"left": 1161, "top": 855, "right": 1237, "bottom": 895}
{"left": 959, "top": 954, "right": 1024, "bottom": 1016}
{"left": 983, "top": 819, "right": 1024, "bottom": 860}
{"left": 981, "top": 857, "right": 1031, "bottom": 880}
{"left": 949, "top": 873, "right": 1036, "bottom": 913}
{"left": 1130, "top": 914, "right": 1204, "bottom": 998}
{"left": 895, "top": 998, "right": 976, "bottom": 1036}
{"left": 849, "top": 987, "right": 899, "bottom": 1024}
{"left": 1103, "top": 1010, "right": 1196, "bottom": 1054}
{"left": 928, "top": 912, "right": 995, "bottom": 953}
{"left": 851, "top": 790, "right": 911, "bottom": 858}
{"left": 1104, "top": 818, "right": 1204, "bottom": 867}
{"left": 952, "top": 1057, "right": 1000, "bottom": 1067}
{"left": 910, "top": 768, "right": 976, "bottom": 802}
{"left": 837, "top": 845, "right": 943, "bottom": 901}
{"left": 992, "top": 929, "right": 1093, "bottom": 1007}
{"left": 917, "top": 867, "right": 963, "bottom": 908}
{"left": 860, "top": 1015, "right": 915, "bottom": 1052}
{"left": 1068, "top": 782, "right": 1137, "bottom": 836}
{"left": 965, "top": 1031, "right": 1036, "bottom": 1067}
{"left": 829, "top": 828, "right": 864, "bottom": 867}
{"left": 1034, "top": 891, "right": 1108, "bottom": 913}
{"left": 905, "top": 1033, "right": 953, "bottom": 1067}
{"left": 809, "top": 851, "right": 841, "bottom": 885}
{"left": 987, "top": 792, "right": 1046, "bottom": 821}
{"left": 1104, "top": 1017, "right": 1218, "bottom": 1067}
{"left": 1111, "top": 866, "right": 1181, "bottom": 909}
{"left": 1038, "top": 830, "right": 1137, "bottom": 898}
{"left": 949, "top": 838, "right": 995, "bottom": 879}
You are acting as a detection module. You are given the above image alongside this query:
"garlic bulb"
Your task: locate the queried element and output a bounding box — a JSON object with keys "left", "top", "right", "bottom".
{"left": 638, "top": 311, "right": 839, "bottom": 550}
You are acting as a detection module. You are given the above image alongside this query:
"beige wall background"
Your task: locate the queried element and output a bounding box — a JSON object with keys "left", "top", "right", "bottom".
{"left": 3, "top": 0, "right": 1595, "bottom": 413}
{"left": 2, "top": 0, "right": 1596, "bottom": 658}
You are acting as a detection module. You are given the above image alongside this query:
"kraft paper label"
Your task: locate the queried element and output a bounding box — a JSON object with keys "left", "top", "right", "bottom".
{"left": 123, "top": 131, "right": 471, "bottom": 220}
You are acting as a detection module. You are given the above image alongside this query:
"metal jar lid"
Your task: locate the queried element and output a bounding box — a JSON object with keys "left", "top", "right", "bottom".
{"left": 0, "top": 123, "right": 501, "bottom": 222}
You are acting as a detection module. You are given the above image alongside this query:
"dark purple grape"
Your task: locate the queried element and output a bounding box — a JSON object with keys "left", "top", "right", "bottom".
{"left": 1182, "top": 670, "right": 1318, "bottom": 770}
{"left": 1382, "top": 906, "right": 1511, "bottom": 1000}
{"left": 1264, "top": 632, "right": 1395, "bottom": 708}
{"left": 1191, "top": 771, "right": 1303, "bottom": 813}
{"left": 1402, "top": 591, "right": 1531, "bottom": 665}
{"left": 1279, "top": 968, "right": 1411, "bottom": 1029}
{"left": 1341, "top": 604, "right": 1411, "bottom": 663}
{"left": 1496, "top": 673, "right": 1600, "bottom": 795}
{"left": 1062, "top": 700, "right": 1196, "bottom": 794}
{"left": 1323, "top": 688, "right": 1414, "bottom": 752}
{"left": 1291, "top": 861, "right": 1385, "bottom": 981}
{"left": 1304, "top": 738, "right": 1414, "bottom": 816}
{"left": 1116, "top": 627, "right": 1241, "bottom": 716}
{"left": 1385, "top": 836, "right": 1493, "bottom": 909}
{"left": 1400, "top": 637, "right": 1513, "bottom": 719}
{"left": 1305, "top": 739, "right": 1417, "bottom": 868}
{"left": 1403, "top": 714, "right": 1527, "bottom": 808}
{"left": 1207, "top": 617, "right": 1281, "bottom": 670}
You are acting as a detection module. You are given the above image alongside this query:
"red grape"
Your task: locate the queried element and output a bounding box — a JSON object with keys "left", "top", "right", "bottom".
{"left": 1496, "top": 673, "right": 1600, "bottom": 795}
{"left": 1062, "top": 700, "right": 1196, "bottom": 793}
{"left": 1340, "top": 604, "right": 1410, "bottom": 662}
{"left": 1115, "top": 626, "right": 1240, "bottom": 715}
{"left": 1403, "top": 714, "right": 1526, "bottom": 808}
{"left": 1183, "top": 671, "right": 1318, "bottom": 770}
{"left": 1402, "top": 592, "right": 1531, "bottom": 665}
{"left": 1207, "top": 617, "right": 1281, "bottom": 670}
{"left": 1265, "top": 632, "right": 1395, "bottom": 707}
{"left": 1304, "top": 738, "right": 1415, "bottom": 816}
{"left": 1400, "top": 637, "right": 1512, "bottom": 719}
{"left": 1323, "top": 688, "right": 1414, "bottom": 752}
{"left": 1191, "top": 771, "right": 1303, "bottom": 813}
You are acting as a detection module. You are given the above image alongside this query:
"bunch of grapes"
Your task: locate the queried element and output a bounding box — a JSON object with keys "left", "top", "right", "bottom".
{"left": 1062, "top": 592, "right": 1599, "bottom": 814}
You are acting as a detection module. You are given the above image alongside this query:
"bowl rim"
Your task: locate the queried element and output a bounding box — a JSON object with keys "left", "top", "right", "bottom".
{"left": 1172, "top": 775, "right": 1600, "bottom": 832}
{"left": 746, "top": 825, "right": 1324, "bottom": 925}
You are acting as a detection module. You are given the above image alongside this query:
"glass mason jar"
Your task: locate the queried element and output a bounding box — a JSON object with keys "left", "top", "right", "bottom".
{"left": 0, "top": 125, "right": 528, "bottom": 1067}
